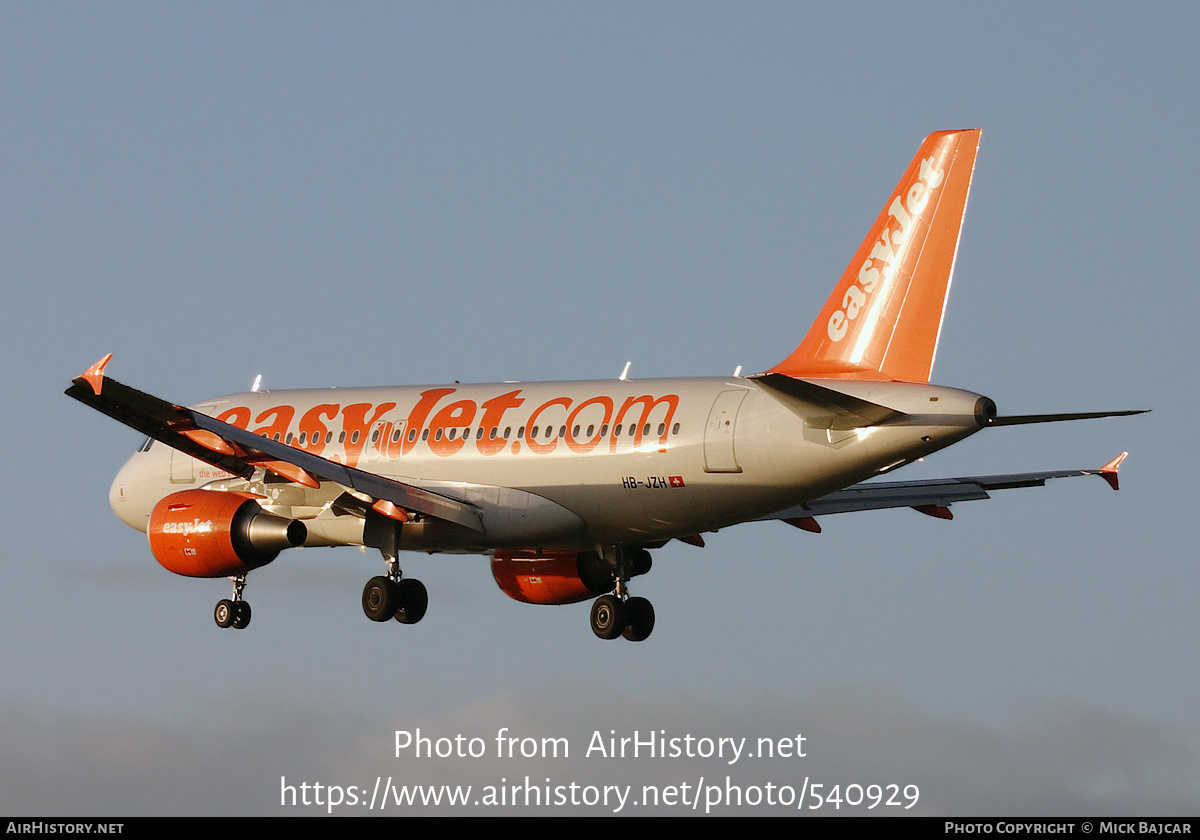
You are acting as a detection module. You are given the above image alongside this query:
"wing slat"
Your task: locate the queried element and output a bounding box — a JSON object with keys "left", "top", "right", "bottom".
{"left": 66, "top": 364, "right": 484, "bottom": 531}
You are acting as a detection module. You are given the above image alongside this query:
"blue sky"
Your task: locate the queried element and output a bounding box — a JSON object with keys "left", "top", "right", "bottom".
{"left": 2, "top": 2, "right": 1197, "bottom": 815}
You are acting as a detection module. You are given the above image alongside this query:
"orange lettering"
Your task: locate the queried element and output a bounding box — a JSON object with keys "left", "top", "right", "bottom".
{"left": 340, "top": 402, "right": 396, "bottom": 467}
{"left": 216, "top": 406, "right": 251, "bottom": 429}
{"left": 566, "top": 396, "right": 613, "bottom": 454}
{"left": 427, "top": 399, "right": 477, "bottom": 457}
{"left": 252, "top": 405, "right": 295, "bottom": 442}
{"left": 298, "top": 403, "right": 338, "bottom": 455}
{"left": 476, "top": 390, "right": 525, "bottom": 456}
{"left": 392, "top": 388, "right": 457, "bottom": 457}
{"left": 525, "top": 397, "right": 572, "bottom": 454}
{"left": 611, "top": 395, "right": 678, "bottom": 453}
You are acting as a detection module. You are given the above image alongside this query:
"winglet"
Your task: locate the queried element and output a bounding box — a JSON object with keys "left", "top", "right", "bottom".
{"left": 1100, "top": 452, "right": 1127, "bottom": 491}
{"left": 81, "top": 353, "right": 114, "bottom": 396}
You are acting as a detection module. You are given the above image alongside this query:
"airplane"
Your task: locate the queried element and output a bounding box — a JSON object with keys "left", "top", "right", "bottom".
{"left": 66, "top": 129, "right": 1144, "bottom": 642}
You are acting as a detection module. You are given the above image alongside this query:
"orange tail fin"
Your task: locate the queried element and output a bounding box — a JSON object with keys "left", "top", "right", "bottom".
{"left": 770, "top": 129, "right": 982, "bottom": 383}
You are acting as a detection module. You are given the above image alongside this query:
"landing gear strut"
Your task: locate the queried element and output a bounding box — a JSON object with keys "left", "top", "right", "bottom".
{"left": 362, "top": 554, "right": 427, "bottom": 625}
{"left": 214, "top": 575, "right": 252, "bottom": 630}
{"left": 589, "top": 548, "right": 655, "bottom": 642}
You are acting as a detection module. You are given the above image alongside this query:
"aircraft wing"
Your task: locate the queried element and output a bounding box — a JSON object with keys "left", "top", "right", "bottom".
{"left": 760, "top": 455, "right": 1126, "bottom": 531}
{"left": 65, "top": 355, "right": 484, "bottom": 531}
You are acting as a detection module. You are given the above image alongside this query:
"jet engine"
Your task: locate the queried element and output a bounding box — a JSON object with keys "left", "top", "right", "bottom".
{"left": 148, "top": 489, "right": 306, "bottom": 578}
{"left": 490, "top": 549, "right": 651, "bottom": 605}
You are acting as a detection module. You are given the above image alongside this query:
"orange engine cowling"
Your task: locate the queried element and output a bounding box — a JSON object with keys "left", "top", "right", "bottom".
{"left": 148, "top": 489, "right": 307, "bottom": 578}
{"left": 490, "top": 549, "right": 650, "bottom": 605}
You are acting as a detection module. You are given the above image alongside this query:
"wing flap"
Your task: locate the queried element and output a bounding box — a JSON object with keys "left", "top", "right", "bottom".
{"left": 760, "top": 456, "right": 1127, "bottom": 523}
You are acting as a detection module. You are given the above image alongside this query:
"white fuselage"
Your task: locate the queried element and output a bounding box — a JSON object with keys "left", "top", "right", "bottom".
{"left": 109, "top": 376, "right": 987, "bottom": 554}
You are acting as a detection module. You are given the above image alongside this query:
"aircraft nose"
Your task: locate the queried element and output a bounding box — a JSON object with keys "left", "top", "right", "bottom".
{"left": 110, "top": 454, "right": 151, "bottom": 532}
{"left": 109, "top": 469, "right": 125, "bottom": 514}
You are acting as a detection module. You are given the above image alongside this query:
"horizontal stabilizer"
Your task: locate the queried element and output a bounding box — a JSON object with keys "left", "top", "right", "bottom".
{"left": 986, "top": 410, "right": 1148, "bottom": 426}
{"left": 749, "top": 372, "right": 906, "bottom": 429}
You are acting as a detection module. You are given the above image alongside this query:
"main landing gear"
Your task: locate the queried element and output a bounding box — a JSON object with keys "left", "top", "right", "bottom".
{"left": 590, "top": 594, "right": 655, "bottom": 642}
{"left": 589, "top": 548, "right": 655, "bottom": 642}
{"left": 214, "top": 574, "right": 252, "bottom": 630}
{"left": 362, "top": 555, "right": 428, "bottom": 625}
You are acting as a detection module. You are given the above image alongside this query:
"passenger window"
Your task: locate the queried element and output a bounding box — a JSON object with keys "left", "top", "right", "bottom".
{"left": 672, "top": 423, "right": 680, "bottom": 435}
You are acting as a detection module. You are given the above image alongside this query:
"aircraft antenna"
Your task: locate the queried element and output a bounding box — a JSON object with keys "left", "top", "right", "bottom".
{"left": 619, "top": 361, "right": 631, "bottom": 381}
{"left": 733, "top": 365, "right": 742, "bottom": 377}
{"left": 251, "top": 374, "right": 262, "bottom": 393}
